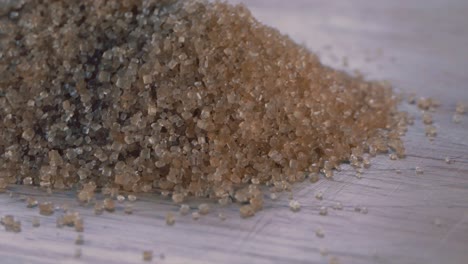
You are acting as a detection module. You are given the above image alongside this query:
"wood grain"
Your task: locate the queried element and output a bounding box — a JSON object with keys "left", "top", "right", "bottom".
{"left": 1, "top": 1, "right": 468, "bottom": 263}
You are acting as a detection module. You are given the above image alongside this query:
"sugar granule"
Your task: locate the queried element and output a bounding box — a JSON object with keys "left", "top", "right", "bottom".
{"left": 26, "top": 197, "right": 38, "bottom": 208}
{"left": 166, "top": 212, "right": 175, "bottom": 226}
{"left": 75, "top": 234, "right": 84, "bottom": 245}
{"left": 240, "top": 205, "right": 256, "bottom": 218}
{"left": 117, "top": 195, "right": 126, "bottom": 203}
{"left": 319, "top": 206, "right": 328, "bottom": 216}
{"left": 39, "top": 202, "right": 54, "bottom": 216}
{"left": 143, "top": 250, "right": 153, "bottom": 262}
{"left": 332, "top": 202, "right": 343, "bottom": 210}
{"left": 103, "top": 198, "right": 115, "bottom": 212}
{"left": 32, "top": 216, "right": 40, "bottom": 227}
{"left": 218, "top": 212, "right": 227, "bottom": 221}
{"left": 74, "top": 248, "right": 82, "bottom": 259}
{"left": 361, "top": 207, "right": 369, "bottom": 214}
{"left": 198, "top": 204, "right": 210, "bottom": 215}
{"left": 192, "top": 212, "right": 200, "bottom": 220}
{"left": 315, "top": 191, "right": 323, "bottom": 200}
{"left": 127, "top": 195, "right": 137, "bottom": 202}
{"left": 319, "top": 247, "right": 329, "bottom": 256}
{"left": 179, "top": 204, "right": 190, "bottom": 216}
{"left": 124, "top": 204, "right": 134, "bottom": 215}
{"left": 289, "top": 200, "right": 301, "bottom": 212}
{"left": 415, "top": 167, "right": 424, "bottom": 175}
{"left": 315, "top": 227, "right": 325, "bottom": 238}
{"left": 1, "top": 215, "right": 21, "bottom": 233}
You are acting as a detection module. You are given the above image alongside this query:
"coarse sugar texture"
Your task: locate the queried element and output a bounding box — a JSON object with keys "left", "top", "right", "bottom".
{"left": 0, "top": 0, "right": 408, "bottom": 213}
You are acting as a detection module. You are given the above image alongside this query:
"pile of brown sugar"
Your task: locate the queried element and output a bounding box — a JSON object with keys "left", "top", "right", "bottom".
{"left": 0, "top": 0, "right": 408, "bottom": 213}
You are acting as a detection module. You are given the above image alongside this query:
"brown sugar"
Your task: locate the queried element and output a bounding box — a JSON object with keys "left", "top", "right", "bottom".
{"left": 32, "top": 216, "right": 40, "bottom": 227}
{"left": 26, "top": 197, "right": 39, "bottom": 208}
{"left": 124, "top": 204, "right": 134, "bottom": 214}
{"left": 239, "top": 205, "right": 256, "bottom": 218}
{"left": 1, "top": 215, "right": 21, "bottom": 233}
{"left": 0, "top": 0, "right": 408, "bottom": 213}
{"left": 198, "top": 203, "right": 211, "bottom": 215}
{"left": 179, "top": 204, "right": 190, "bottom": 216}
{"left": 166, "top": 212, "right": 175, "bottom": 226}
{"left": 75, "top": 234, "right": 84, "bottom": 245}
{"left": 289, "top": 200, "right": 301, "bottom": 212}
{"left": 143, "top": 250, "right": 153, "bottom": 262}
{"left": 103, "top": 198, "right": 116, "bottom": 212}
{"left": 456, "top": 102, "right": 466, "bottom": 114}
{"left": 315, "top": 227, "right": 325, "bottom": 238}
{"left": 39, "top": 202, "right": 54, "bottom": 216}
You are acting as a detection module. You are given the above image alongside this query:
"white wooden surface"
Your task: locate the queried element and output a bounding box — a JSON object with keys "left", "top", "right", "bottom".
{"left": 1, "top": 1, "right": 468, "bottom": 263}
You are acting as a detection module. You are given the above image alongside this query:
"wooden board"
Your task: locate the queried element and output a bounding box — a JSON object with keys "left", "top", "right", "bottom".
{"left": 1, "top": 1, "right": 468, "bottom": 263}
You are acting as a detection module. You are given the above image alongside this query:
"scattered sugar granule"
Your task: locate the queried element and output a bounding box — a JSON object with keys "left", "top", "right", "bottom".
{"left": 198, "top": 203, "right": 210, "bottom": 215}
{"left": 143, "top": 250, "right": 153, "bottom": 262}
{"left": 354, "top": 206, "right": 362, "bottom": 212}
{"left": 329, "top": 256, "right": 340, "bottom": 264}
{"left": 315, "top": 227, "right": 325, "bottom": 238}
{"left": 456, "top": 102, "right": 466, "bottom": 114}
{"left": 218, "top": 213, "right": 227, "bottom": 221}
{"left": 23, "top": 177, "right": 33, "bottom": 185}
{"left": 417, "top": 97, "right": 434, "bottom": 110}
{"left": 389, "top": 153, "right": 398, "bottom": 160}
{"left": 319, "top": 247, "right": 329, "bottom": 256}
{"left": 103, "top": 198, "right": 115, "bottom": 212}
{"left": 433, "top": 218, "right": 442, "bottom": 227}
{"left": 425, "top": 125, "right": 437, "bottom": 137}
{"left": 56, "top": 217, "right": 64, "bottom": 228}
{"left": 75, "top": 234, "right": 84, "bottom": 245}
{"left": 240, "top": 205, "right": 256, "bottom": 218}
{"left": 407, "top": 93, "right": 416, "bottom": 104}
{"left": 127, "top": 195, "right": 137, "bottom": 202}
{"left": 1, "top": 215, "right": 21, "bottom": 233}
{"left": 415, "top": 167, "right": 424, "bottom": 175}
{"left": 396, "top": 169, "right": 402, "bottom": 174}
{"left": 26, "top": 197, "right": 38, "bottom": 208}
{"left": 124, "top": 204, "right": 133, "bottom": 214}
{"left": 192, "top": 212, "right": 200, "bottom": 220}
{"left": 218, "top": 197, "right": 231, "bottom": 206}
{"left": 116, "top": 195, "right": 125, "bottom": 203}
{"left": 452, "top": 114, "right": 461, "bottom": 124}
{"left": 319, "top": 206, "right": 328, "bottom": 216}
{"left": 94, "top": 202, "right": 104, "bottom": 215}
{"left": 445, "top": 157, "right": 452, "bottom": 164}
{"left": 332, "top": 202, "right": 343, "bottom": 210}
{"left": 32, "top": 216, "right": 40, "bottom": 227}
{"left": 166, "top": 212, "right": 175, "bottom": 226}
{"left": 179, "top": 204, "right": 190, "bottom": 216}
{"left": 270, "top": 193, "right": 278, "bottom": 200}
{"left": 363, "top": 157, "right": 371, "bottom": 168}
{"left": 74, "top": 248, "right": 82, "bottom": 259}
{"left": 39, "top": 202, "right": 54, "bottom": 216}
{"left": 289, "top": 200, "right": 301, "bottom": 212}
{"left": 315, "top": 191, "right": 323, "bottom": 200}
{"left": 361, "top": 207, "right": 369, "bottom": 214}
{"left": 309, "top": 174, "right": 320, "bottom": 183}
{"left": 74, "top": 217, "right": 84, "bottom": 232}
{"left": 422, "top": 113, "right": 433, "bottom": 124}
{"left": 172, "top": 193, "right": 185, "bottom": 204}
